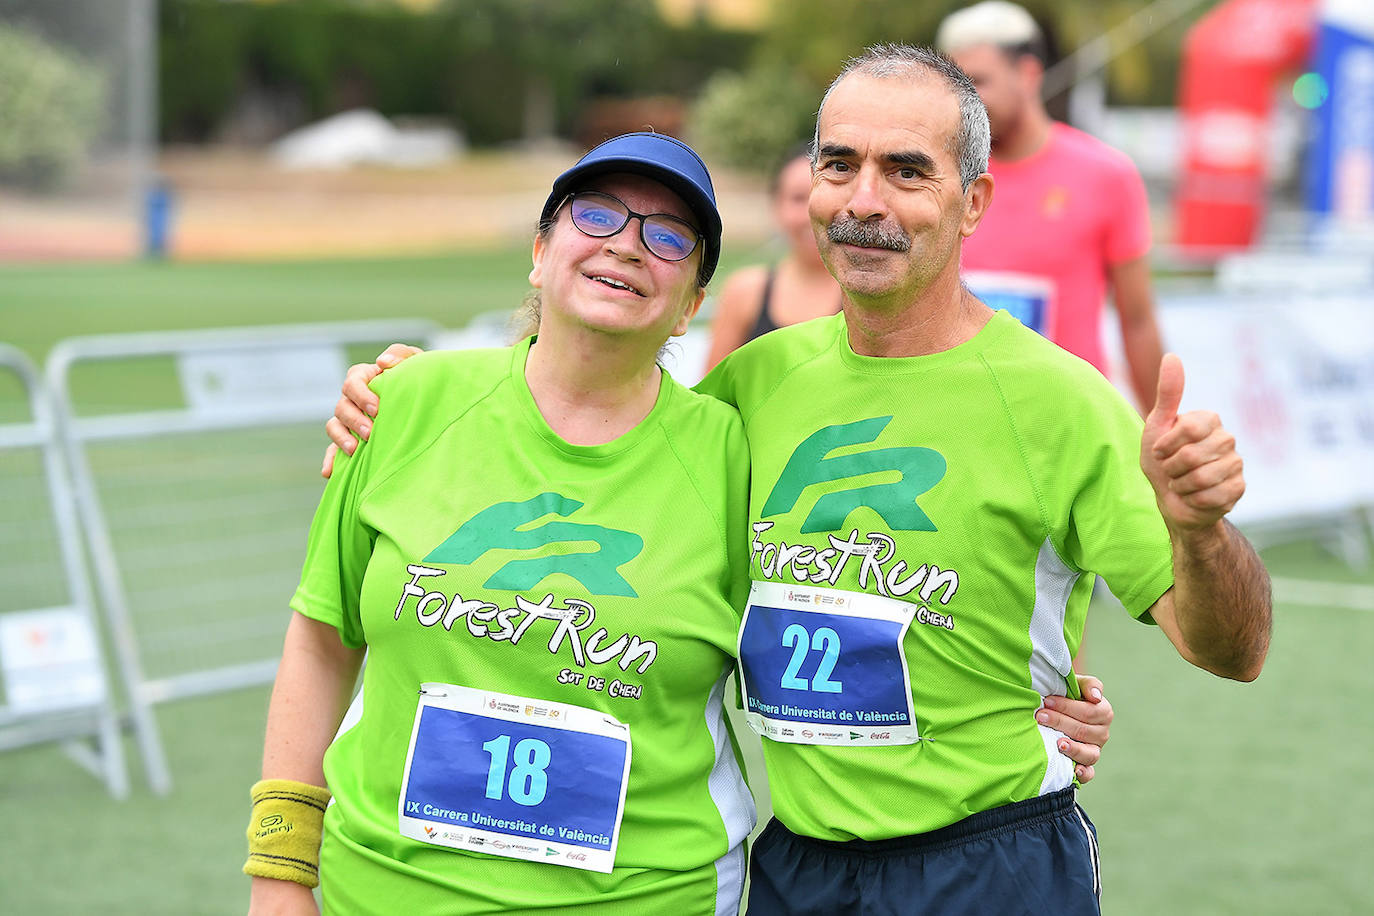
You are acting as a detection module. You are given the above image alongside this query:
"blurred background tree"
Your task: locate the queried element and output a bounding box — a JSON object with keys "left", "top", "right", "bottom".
{"left": 153, "top": 0, "right": 1212, "bottom": 166}
{"left": 0, "top": 22, "right": 105, "bottom": 189}
{"left": 688, "top": 63, "right": 817, "bottom": 174}
{"left": 157, "top": 0, "right": 754, "bottom": 145}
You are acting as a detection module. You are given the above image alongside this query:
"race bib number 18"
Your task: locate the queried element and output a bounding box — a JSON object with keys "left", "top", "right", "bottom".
{"left": 398, "top": 683, "right": 631, "bottom": 873}
{"left": 737, "top": 581, "right": 919, "bottom": 747}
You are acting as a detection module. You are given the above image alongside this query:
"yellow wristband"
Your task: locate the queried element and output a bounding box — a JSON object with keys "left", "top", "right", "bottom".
{"left": 243, "top": 778, "right": 332, "bottom": 889}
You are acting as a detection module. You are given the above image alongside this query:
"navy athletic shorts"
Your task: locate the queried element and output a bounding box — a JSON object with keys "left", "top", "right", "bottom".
{"left": 745, "top": 788, "right": 1100, "bottom": 915}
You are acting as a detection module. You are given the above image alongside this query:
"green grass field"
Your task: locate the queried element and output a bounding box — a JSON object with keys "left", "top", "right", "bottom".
{"left": 2, "top": 253, "right": 1371, "bottom": 914}
{"left": 0, "top": 252, "right": 538, "bottom": 364}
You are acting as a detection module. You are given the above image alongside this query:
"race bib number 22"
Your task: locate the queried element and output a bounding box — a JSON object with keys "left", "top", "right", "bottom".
{"left": 737, "top": 581, "right": 919, "bottom": 747}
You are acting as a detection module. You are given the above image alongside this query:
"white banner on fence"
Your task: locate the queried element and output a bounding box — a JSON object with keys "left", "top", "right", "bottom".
{"left": 0, "top": 609, "right": 106, "bottom": 714}
{"left": 178, "top": 345, "right": 347, "bottom": 414}
{"left": 1110, "top": 293, "right": 1374, "bottom": 525}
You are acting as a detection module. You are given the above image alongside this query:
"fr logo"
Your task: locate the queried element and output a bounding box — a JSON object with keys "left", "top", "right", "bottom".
{"left": 762, "top": 417, "right": 946, "bottom": 533}
{"left": 424, "top": 492, "right": 644, "bottom": 596}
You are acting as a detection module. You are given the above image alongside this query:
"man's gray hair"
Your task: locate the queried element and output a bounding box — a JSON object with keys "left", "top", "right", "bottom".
{"left": 811, "top": 44, "right": 991, "bottom": 192}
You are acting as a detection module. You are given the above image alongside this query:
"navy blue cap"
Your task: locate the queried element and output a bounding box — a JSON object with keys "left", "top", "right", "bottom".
{"left": 541, "top": 132, "right": 722, "bottom": 285}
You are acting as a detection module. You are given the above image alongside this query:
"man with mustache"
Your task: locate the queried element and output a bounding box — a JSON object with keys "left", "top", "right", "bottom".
{"left": 697, "top": 44, "right": 1269, "bottom": 915}
{"left": 327, "top": 45, "right": 1270, "bottom": 915}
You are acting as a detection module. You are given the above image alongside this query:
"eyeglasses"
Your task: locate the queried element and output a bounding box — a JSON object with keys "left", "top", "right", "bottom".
{"left": 564, "top": 191, "right": 701, "bottom": 263}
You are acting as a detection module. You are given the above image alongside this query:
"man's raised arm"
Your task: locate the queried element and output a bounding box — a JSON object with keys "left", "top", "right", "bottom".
{"left": 1139, "top": 354, "right": 1272, "bottom": 681}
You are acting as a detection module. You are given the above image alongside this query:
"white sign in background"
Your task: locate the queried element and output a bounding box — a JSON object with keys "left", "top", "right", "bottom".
{"left": 1107, "top": 293, "right": 1374, "bottom": 525}
{"left": 0, "top": 608, "right": 106, "bottom": 713}
{"left": 177, "top": 345, "right": 347, "bottom": 414}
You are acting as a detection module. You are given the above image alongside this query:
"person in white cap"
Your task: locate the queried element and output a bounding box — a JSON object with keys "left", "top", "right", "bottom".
{"left": 937, "top": 1, "right": 1165, "bottom": 417}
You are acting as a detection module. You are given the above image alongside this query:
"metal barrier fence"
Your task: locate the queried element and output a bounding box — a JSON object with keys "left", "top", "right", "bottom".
{"left": 0, "top": 343, "right": 128, "bottom": 798}
{"left": 45, "top": 320, "right": 441, "bottom": 793}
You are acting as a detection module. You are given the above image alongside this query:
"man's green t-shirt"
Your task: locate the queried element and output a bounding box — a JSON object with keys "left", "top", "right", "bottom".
{"left": 291, "top": 339, "right": 754, "bottom": 913}
{"left": 696, "top": 310, "right": 1173, "bottom": 841}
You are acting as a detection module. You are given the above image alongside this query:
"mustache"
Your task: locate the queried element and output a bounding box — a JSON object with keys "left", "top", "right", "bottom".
{"left": 826, "top": 215, "right": 911, "bottom": 252}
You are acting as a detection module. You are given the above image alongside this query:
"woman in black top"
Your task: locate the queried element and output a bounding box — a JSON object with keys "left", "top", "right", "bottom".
{"left": 703, "top": 145, "right": 843, "bottom": 371}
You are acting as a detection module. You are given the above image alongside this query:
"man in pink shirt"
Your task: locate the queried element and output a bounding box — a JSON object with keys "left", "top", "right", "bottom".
{"left": 937, "top": 1, "right": 1164, "bottom": 413}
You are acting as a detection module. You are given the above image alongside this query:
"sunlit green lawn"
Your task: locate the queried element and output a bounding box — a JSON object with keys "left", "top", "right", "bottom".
{"left": 1, "top": 253, "right": 1369, "bottom": 914}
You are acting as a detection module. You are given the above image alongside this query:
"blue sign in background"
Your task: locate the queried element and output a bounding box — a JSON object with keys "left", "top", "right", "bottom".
{"left": 404, "top": 707, "right": 627, "bottom": 850}
{"left": 740, "top": 605, "right": 911, "bottom": 725}
{"left": 1306, "top": 19, "right": 1374, "bottom": 216}
{"left": 970, "top": 287, "right": 1049, "bottom": 337}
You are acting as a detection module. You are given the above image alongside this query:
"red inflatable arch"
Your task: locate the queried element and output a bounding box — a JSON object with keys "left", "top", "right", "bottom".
{"left": 1174, "top": 0, "right": 1318, "bottom": 253}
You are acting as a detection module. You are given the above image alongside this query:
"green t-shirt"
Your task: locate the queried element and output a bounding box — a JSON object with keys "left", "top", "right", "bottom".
{"left": 291, "top": 339, "right": 754, "bottom": 913}
{"left": 696, "top": 310, "right": 1173, "bottom": 841}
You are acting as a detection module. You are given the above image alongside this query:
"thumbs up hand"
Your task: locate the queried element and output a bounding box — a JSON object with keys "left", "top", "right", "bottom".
{"left": 1140, "top": 354, "right": 1246, "bottom": 532}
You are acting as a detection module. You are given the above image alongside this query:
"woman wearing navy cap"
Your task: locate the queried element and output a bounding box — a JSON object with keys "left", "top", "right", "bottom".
{"left": 247, "top": 132, "right": 755, "bottom": 915}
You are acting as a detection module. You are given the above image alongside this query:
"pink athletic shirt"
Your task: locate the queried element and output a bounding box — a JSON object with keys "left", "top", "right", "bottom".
{"left": 961, "top": 122, "right": 1151, "bottom": 375}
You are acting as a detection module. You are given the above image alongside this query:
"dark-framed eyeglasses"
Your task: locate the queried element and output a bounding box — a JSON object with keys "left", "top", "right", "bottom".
{"left": 564, "top": 191, "right": 701, "bottom": 263}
